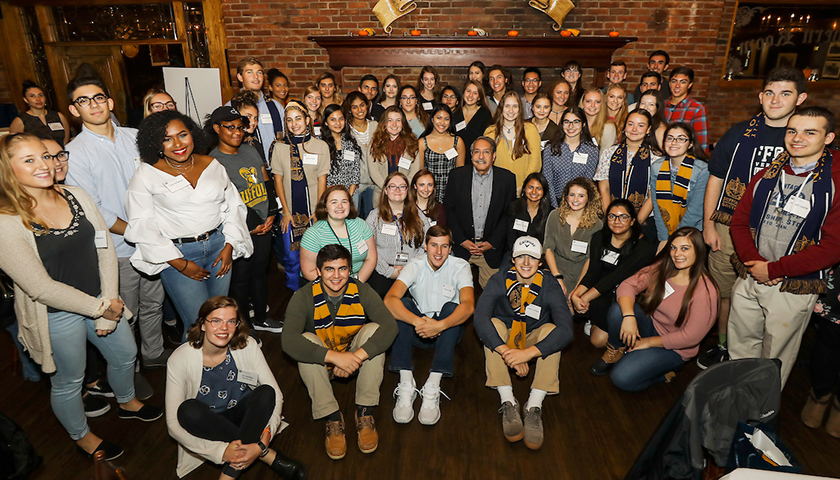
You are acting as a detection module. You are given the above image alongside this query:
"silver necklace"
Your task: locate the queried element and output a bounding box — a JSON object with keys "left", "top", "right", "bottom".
{"left": 165, "top": 154, "right": 194, "bottom": 173}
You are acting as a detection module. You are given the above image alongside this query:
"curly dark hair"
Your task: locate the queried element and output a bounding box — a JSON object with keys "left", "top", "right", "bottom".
{"left": 136, "top": 110, "right": 209, "bottom": 164}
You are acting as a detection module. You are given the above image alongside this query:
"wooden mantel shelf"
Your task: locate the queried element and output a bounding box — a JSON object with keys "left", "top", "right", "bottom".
{"left": 308, "top": 36, "right": 637, "bottom": 71}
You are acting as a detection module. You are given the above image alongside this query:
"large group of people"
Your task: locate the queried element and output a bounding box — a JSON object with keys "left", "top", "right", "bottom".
{"left": 2, "top": 47, "right": 839, "bottom": 480}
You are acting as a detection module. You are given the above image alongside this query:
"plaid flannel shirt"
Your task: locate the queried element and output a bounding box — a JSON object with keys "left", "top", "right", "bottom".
{"left": 665, "top": 96, "right": 708, "bottom": 154}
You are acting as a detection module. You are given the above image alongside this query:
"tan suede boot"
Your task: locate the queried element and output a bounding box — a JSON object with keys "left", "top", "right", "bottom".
{"left": 801, "top": 389, "right": 832, "bottom": 429}
{"left": 589, "top": 344, "right": 626, "bottom": 376}
{"left": 825, "top": 396, "right": 840, "bottom": 438}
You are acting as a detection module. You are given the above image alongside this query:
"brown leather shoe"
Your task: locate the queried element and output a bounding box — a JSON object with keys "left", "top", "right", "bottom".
{"left": 801, "top": 389, "right": 832, "bottom": 429}
{"left": 826, "top": 396, "right": 840, "bottom": 438}
{"left": 355, "top": 412, "right": 379, "bottom": 454}
{"left": 589, "top": 344, "right": 626, "bottom": 376}
{"left": 325, "top": 413, "right": 346, "bottom": 460}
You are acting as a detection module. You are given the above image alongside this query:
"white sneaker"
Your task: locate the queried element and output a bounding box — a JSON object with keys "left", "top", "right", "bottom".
{"left": 583, "top": 320, "right": 592, "bottom": 337}
{"left": 392, "top": 379, "right": 418, "bottom": 423}
{"left": 417, "top": 385, "right": 450, "bottom": 425}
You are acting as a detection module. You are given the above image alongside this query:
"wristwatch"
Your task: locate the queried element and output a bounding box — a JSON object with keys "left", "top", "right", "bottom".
{"left": 257, "top": 441, "right": 269, "bottom": 458}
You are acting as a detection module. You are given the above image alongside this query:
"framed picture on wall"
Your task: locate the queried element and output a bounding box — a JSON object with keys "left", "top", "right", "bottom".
{"left": 150, "top": 45, "right": 170, "bottom": 66}
{"left": 776, "top": 53, "right": 797, "bottom": 69}
{"left": 824, "top": 60, "right": 840, "bottom": 79}
{"left": 828, "top": 41, "right": 840, "bottom": 58}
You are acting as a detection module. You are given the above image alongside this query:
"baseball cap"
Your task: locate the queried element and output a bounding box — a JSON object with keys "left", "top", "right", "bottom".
{"left": 209, "top": 106, "right": 247, "bottom": 125}
{"left": 512, "top": 236, "right": 541, "bottom": 259}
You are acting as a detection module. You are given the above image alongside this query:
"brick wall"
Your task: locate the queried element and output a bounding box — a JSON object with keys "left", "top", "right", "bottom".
{"left": 222, "top": 0, "right": 840, "bottom": 144}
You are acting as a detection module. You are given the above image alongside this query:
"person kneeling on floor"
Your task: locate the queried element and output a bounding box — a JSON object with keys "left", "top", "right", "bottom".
{"left": 474, "top": 236, "right": 573, "bottom": 450}
{"left": 282, "top": 244, "right": 398, "bottom": 460}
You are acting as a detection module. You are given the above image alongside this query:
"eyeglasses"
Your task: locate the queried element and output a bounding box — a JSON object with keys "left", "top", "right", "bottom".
{"left": 387, "top": 184, "right": 408, "bottom": 191}
{"left": 219, "top": 124, "right": 247, "bottom": 133}
{"left": 665, "top": 135, "right": 690, "bottom": 144}
{"left": 206, "top": 318, "right": 240, "bottom": 327}
{"left": 400, "top": 96, "right": 417, "bottom": 101}
{"left": 607, "top": 213, "right": 632, "bottom": 222}
{"left": 523, "top": 78, "right": 540, "bottom": 84}
{"left": 47, "top": 151, "right": 70, "bottom": 163}
{"left": 565, "top": 69, "right": 581, "bottom": 75}
{"left": 72, "top": 93, "right": 109, "bottom": 108}
{"left": 150, "top": 101, "right": 176, "bottom": 112}
{"left": 562, "top": 119, "right": 582, "bottom": 126}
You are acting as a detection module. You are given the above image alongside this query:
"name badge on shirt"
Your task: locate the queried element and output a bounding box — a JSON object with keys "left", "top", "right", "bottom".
{"left": 455, "top": 120, "right": 467, "bottom": 132}
{"left": 313, "top": 126, "right": 321, "bottom": 136}
{"left": 444, "top": 148, "right": 458, "bottom": 160}
{"left": 342, "top": 149, "right": 355, "bottom": 162}
{"left": 663, "top": 282, "right": 676, "bottom": 299}
{"left": 381, "top": 223, "right": 398, "bottom": 235}
{"left": 525, "top": 303, "right": 541, "bottom": 319}
{"left": 94, "top": 230, "right": 108, "bottom": 249}
{"left": 48, "top": 122, "right": 63, "bottom": 131}
{"left": 429, "top": 220, "right": 437, "bottom": 227}
{"left": 398, "top": 156, "right": 412, "bottom": 170}
{"left": 783, "top": 197, "right": 811, "bottom": 218}
{"left": 571, "top": 240, "right": 588, "bottom": 254}
{"left": 260, "top": 113, "right": 272, "bottom": 124}
{"left": 513, "top": 219, "right": 529, "bottom": 232}
{"left": 237, "top": 370, "right": 258, "bottom": 385}
{"left": 164, "top": 174, "right": 191, "bottom": 193}
{"left": 395, "top": 252, "right": 409, "bottom": 264}
{"left": 573, "top": 152, "right": 588, "bottom": 164}
{"left": 302, "top": 153, "right": 319, "bottom": 165}
{"left": 541, "top": 140, "right": 549, "bottom": 151}
{"left": 356, "top": 239, "right": 369, "bottom": 254}
{"left": 422, "top": 102, "right": 434, "bottom": 111}
{"left": 602, "top": 250, "right": 620, "bottom": 265}
{"left": 442, "top": 284, "right": 455, "bottom": 297}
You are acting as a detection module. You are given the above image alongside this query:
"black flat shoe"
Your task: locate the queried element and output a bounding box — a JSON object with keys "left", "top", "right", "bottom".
{"left": 77, "top": 440, "right": 124, "bottom": 461}
{"left": 589, "top": 358, "right": 613, "bottom": 376}
{"left": 270, "top": 451, "right": 307, "bottom": 480}
{"left": 118, "top": 404, "right": 163, "bottom": 422}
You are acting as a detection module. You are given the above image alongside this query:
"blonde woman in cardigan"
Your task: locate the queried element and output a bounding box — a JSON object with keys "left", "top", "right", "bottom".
{"left": 0, "top": 133, "right": 161, "bottom": 461}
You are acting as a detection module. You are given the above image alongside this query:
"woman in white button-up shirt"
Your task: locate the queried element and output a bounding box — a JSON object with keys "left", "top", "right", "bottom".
{"left": 125, "top": 111, "right": 252, "bottom": 335}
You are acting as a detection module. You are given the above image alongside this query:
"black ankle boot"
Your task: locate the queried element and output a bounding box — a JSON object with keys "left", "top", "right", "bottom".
{"left": 270, "top": 451, "right": 307, "bottom": 480}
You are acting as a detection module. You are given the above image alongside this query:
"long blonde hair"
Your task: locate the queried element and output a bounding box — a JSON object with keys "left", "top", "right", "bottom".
{"left": 488, "top": 91, "right": 530, "bottom": 160}
{"left": 0, "top": 133, "right": 58, "bottom": 231}
{"left": 579, "top": 88, "right": 610, "bottom": 147}
{"left": 605, "top": 83, "right": 629, "bottom": 131}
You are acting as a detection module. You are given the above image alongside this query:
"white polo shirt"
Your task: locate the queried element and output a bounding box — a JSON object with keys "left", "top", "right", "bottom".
{"left": 396, "top": 255, "right": 473, "bottom": 317}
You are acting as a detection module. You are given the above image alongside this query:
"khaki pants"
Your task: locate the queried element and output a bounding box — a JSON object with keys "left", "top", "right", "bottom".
{"left": 484, "top": 318, "right": 561, "bottom": 394}
{"left": 298, "top": 323, "right": 385, "bottom": 419}
{"left": 469, "top": 254, "right": 498, "bottom": 289}
{"left": 728, "top": 276, "right": 817, "bottom": 387}
{"left": 707, "top": 222, "right": 738, "bottom": 298}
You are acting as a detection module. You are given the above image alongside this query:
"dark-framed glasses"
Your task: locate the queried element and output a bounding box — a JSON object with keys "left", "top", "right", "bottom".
{"left": 72, "top": 93, "right": 109, "bottom": 108}
{"left": 47, "top": 151, "right": 70, "bottom": 163}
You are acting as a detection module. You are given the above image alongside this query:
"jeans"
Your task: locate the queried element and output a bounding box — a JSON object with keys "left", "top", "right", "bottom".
{"left": 606, "top": 302, "right": 685, "bottom": 392}
{"left": 229, "top": 231, "right": 272, "bottom": 324}
{"left": 279, "top": 226, "right": 301, "bottom": 292}
{"left": 6, "top": 321, "right": 41, "bottom": 382}
{"left": 48, "top": 309, "right": 136, "bottom": 440}
{"left": 159, "top": 230, "right": 232, "bottom": 336}
{"left": 389, "top": 299, "right": 464, "bottom": 377}
{"left": 178, "top": 385, "right": 275, "bottom": 478}
{"left": 354, "top": 185, "right": 375, "bottom": 221}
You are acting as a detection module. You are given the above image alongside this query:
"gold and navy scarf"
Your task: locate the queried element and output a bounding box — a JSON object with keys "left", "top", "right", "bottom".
{"left": 312, "top": 278, "right": 366, "bottom": 353}
{"left": 505, "top": 268, "right": 544, "bottom": 349}
{"left": 608, "top": 141, "right": 651, "bottom": 209}
{"left": 655, "top": 155, "right": 696, "bottom": 235}
{"left": 286, "top": 133, "right": 313, "bottom": 251}
{"left": 712, "top": 112, "right": 765, "bottom": 225}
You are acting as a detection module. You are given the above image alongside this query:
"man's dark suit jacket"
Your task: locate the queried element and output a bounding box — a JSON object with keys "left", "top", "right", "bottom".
{"left": 444, "top": 165, "right": 517, "bottom": 268}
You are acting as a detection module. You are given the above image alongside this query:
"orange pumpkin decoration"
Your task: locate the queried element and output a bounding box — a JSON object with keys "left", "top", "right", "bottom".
{"left": 508, "top": 30, "right": 519, "bottom": 36}
{"left": 359, "top": 29, "right": 369, "bottom": 36}
{"left": 560, "top": 30, "right": 571, "bottom": 37}
{"left": 468, "top": 30, "right": 478, "bottom": 36}
{"left": 609, "top": 30, "right": 620, "bottom": 37}
{"left": 411, "top": 29, "right": 421, "bottom": 36}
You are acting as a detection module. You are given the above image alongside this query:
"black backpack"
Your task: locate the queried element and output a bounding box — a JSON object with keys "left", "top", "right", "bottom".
{"left": 0, "top": 411, "right": 42, "bottom": 480}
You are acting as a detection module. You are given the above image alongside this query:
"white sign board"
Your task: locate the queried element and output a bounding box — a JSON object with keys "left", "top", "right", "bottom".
{"left": 162, "top": 67, "right": 222, "bottom": 127}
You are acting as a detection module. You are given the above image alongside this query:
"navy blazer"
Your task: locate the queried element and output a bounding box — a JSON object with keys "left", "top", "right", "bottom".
{"left": 444, "top": 165, "right": 517, "bottom": 268}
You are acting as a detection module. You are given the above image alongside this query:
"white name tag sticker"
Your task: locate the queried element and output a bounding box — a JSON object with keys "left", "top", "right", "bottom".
{"left": 442, "top": 284, "right": 455, "bottom": 297}
{"left": 313, "top": 126, "right": 321, "bottom": 136}
{"left": 398, "top": 156, "right": 412, "bottom": 170}
{"left": 302, "top": 153, "right": 319, "bottom": 165}
{"left": 381, "top": 223, "right": 398, "bottom": 235}
{"left": 429, "top": 220, "right": 437, "bottom": 227}
{"left": 455, "top": 120, "right": 467, "bottom": 132}
{"left": 525, "top": 303, "right": 541, "bottom": 319}
{"left": 783, "top": 196, "right": 811, "bottom": 218}
{"left": 356, "top": 239, "right": 369, "bottom": 254}
{"left": 260, "top": 113, "right": 272, "bottom": 124}
{"left": 573, "top": 152, "right": 588, "bottom": 164}
{"left": 94, "top": 230, "right": 108, "bottom": 249}
{"left": 513, "top": 219, "right": 529, "bottom": 232}
{"left": 444, "top": 148, "right": 458, "bottom": 160}
{"left": 602, "top": 250, "right": 620, "bottom": 265}
{"left": 541, "top": 140, "right": 549, "bottom": 150}
{"left": 342, "top": 149, "right": 355, "bottom": 162}
{"left": 48, "top": 122, "right": 63, "bottom": 131}
{"left": 164, "top": 174, "right": 191, "bottom": 193}
{"left": 571, "top": 240, "right": 588, "bottom": 254}
{"left": 664, "top": 282, "right": 675, "bottom": 299}
{"left": 395, "top": 252, "right": 409, "bottom": 264}
{"left": 237, "top": 370, "right": 258, "bottom": 385}
{"left": 422, "top": 102, "right": 434, "bottom": 111}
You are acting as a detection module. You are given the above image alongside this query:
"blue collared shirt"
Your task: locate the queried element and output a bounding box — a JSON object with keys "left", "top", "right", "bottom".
{"left": 65, "top": 122, "right": 139, "bottom": 257}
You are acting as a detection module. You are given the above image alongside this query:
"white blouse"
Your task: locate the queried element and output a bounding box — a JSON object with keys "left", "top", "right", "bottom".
{"left": 124, "top": 160, "right": 253, "bottom": 275}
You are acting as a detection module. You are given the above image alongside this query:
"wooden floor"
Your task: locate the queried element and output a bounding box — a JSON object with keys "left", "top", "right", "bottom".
{"left": 4, "top": 263, "right": 840, "bottom": 480}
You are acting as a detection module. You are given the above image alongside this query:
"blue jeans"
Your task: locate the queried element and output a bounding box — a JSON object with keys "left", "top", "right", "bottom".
{"left": 159, "top": 230, "right": 232, "bottom": 336}
{"left": 6, "top": 321, "right": 41, "bottom": 381}
{"left": 48, "top": 310, "right": 136, "bottom": 440}
{"left": 354, "top": 185, "right": 375, "bottom": 221}
{"left": 606, "top": 302, "right": 685, "bottom": 392}
{"left": 279, "top": 226, "right": 301, "bottom": 292}
{"left": 389, "top": 299, "right": 463, "bottom": 377}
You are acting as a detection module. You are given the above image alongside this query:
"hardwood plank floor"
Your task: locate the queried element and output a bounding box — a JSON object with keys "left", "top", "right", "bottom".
{"left": 3, "top": 263, "right": 840, "bottom": 479}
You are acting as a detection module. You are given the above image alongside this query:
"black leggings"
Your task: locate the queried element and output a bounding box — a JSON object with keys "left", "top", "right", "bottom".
{"left": 810, "top": 316, "right": 840, "bottom": 398}
{"left": 178, "top": 385, "right": 275, "bottom": 478}
{"left": 229, "top": 232, "right": 272, "bottom": 324}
